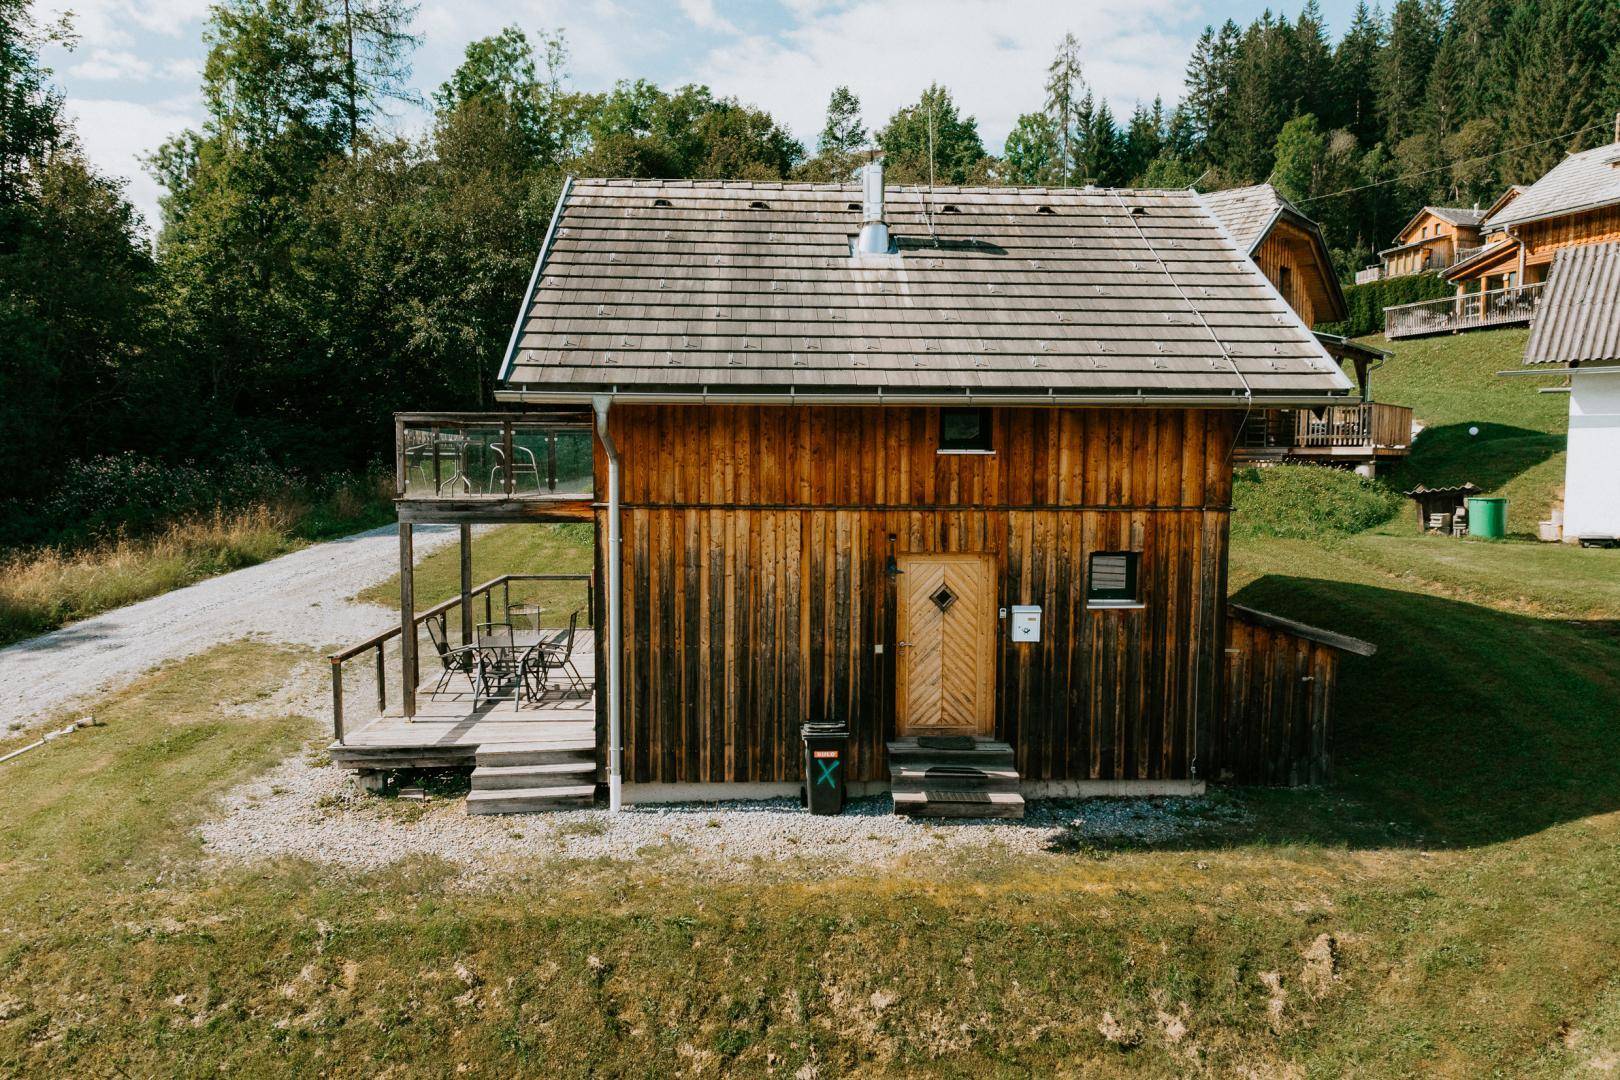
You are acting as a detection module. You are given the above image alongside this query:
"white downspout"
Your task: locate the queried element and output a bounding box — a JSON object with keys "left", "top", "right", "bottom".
{"left": 593, "top": 395, "right": 624, "bottom": 812}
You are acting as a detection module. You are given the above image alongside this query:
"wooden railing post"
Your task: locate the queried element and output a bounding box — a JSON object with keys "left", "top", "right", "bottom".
{"left": 375, "top": 644, "right": 386, "bottom": 713}
{"left": 331, "top": 658, "right": 345, "bottom": 744}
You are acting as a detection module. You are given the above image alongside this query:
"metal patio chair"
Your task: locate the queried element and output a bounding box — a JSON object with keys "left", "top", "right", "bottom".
{"left": 472, "top": 622, "right": 523, "bottom": 709}
{"left": 520, "top": 609, "right": 588, "bottom": 703}
{"left": 424, "top": 617, "right": 478, "bottom": 696}
{"left": 487, "top": 441, "right": 543, "bottom": 494}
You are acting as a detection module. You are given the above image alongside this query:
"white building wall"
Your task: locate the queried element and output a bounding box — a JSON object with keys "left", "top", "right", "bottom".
{"left": 1563, "top": 368, "right": 1620, "bottom": 539}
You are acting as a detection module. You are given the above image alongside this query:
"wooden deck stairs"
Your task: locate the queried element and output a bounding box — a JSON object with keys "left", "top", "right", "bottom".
{"left": 886, "top": 737, "right": 1025, "bottom": 819}
{"left": 466, "top": 740, "right": 598, "bottom": 814}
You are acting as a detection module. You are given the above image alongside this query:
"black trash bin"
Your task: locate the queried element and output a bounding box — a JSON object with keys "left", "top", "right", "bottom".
{"left": 801, "top": 721, "right": 849, "bottom": 815}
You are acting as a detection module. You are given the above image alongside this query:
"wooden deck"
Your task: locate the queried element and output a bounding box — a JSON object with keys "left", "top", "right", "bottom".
{"left": 330, "top": 643, "right": 596, "bottom": 771}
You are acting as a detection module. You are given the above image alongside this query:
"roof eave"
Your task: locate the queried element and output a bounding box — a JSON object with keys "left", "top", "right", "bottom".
{"left": 495, "top": 387, "right": 1357, "bottom": 408}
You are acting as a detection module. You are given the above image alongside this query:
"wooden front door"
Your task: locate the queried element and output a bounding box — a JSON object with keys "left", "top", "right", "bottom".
{"left": 896, "top": 553, "right": 997, "bottom": 737}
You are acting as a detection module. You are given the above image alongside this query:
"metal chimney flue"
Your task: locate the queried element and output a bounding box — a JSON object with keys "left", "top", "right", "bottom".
{"left": 856, "top": 161, "right": 890, "bottom": 254}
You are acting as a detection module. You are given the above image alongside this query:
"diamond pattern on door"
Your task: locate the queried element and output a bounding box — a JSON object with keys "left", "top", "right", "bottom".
{"left": 896, "top": 554, "right": 996, "bottom": 737}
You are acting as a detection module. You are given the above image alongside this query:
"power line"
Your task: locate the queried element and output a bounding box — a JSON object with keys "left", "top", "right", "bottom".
{"left": 1295, "top": 120, "right": 1612, "bottom": 205}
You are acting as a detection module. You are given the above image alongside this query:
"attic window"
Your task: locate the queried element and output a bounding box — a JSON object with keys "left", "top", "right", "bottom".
{"left": 652, "top": 198, "right": 672, "bottom": 208}
{"left": 938, "top": 407, "right": 993, "bottom": 454}
{"left": 1086, "top": 552, "right": 1142, "bottom": 609}
{"left": 1036, "top": 205, "right": 1056, "bottom": 215}
{"left": 748, "top": 200, "right": 770, "bottom": 210}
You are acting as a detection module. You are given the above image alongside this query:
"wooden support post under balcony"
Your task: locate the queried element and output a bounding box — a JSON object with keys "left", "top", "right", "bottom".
{"left": 459, "top": 524, "right": 473, "bottom": 645}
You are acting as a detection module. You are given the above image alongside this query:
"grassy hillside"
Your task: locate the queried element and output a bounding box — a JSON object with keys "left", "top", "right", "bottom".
{"left": 1355, "top": 327, "right": 1567, "bottom": 534}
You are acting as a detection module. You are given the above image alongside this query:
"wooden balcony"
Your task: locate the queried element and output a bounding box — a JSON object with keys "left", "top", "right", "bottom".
{"left": 1384, "top": 282, "right": 1544, "bottom": 340}
{"left": 394, "top": 410, "right": 595, "bottom": 523}
{"left": 1236, "top": 402, "right": 1414, "bottom": 462}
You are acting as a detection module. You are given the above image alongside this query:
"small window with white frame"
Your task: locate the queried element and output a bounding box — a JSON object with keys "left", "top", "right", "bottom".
{"left": 1087, "top": 551, "right": 1142, "bottom": 608}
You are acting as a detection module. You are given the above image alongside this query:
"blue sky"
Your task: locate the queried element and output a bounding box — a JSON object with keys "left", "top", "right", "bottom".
{"left": 31, "top": 0, "right": 1367, "bottom": 233}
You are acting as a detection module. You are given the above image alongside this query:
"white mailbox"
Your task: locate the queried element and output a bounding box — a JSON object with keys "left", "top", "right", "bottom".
{"left": 1010, "top": 605, "right": 1041, "bottom": 643}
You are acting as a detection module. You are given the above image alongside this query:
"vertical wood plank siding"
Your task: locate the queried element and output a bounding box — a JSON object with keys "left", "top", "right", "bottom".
{"left": 594, "top": 404, "right": 1237, "bottom": 785}
{"left": 1215, "top": 614, "right": 1338, "bottom": 786}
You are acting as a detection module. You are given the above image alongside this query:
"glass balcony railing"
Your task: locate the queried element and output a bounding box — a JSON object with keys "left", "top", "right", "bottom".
{"left": 395, "top": 413, "right": 594, "bottom": 500}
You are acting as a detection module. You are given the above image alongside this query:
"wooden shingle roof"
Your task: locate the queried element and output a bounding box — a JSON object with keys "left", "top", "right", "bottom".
{"left": 1488, "top": 143, "right": 1620, "bottom": 229}
{"left": 1196, "top": 183, "right": 1288, "bottom": 253}
{"left": 496, "top": 178, "right": 1354, "bottom": 405}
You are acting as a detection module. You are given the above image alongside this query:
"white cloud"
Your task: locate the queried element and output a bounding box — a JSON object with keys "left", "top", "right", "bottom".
{"left": 32, "top": 0, "right": 212, "bottom": 46}
{"left": 69, "top": 47, "right": 154, "bottom": 80}
{"left": 676, "top": 0, "right": 735, "bottom": 34}
{"left": 685, "top": 0, "right": 1196, "bottom": 152}
{"left": 62, "top": 95, "right": 200, "bottom": 235}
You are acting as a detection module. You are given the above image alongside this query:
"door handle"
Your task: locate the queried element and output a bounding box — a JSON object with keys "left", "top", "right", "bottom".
{"left": 896, "top": 640, "right": 912, "bottom": 648}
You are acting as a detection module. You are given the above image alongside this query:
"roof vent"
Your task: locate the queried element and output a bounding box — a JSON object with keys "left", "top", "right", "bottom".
{"left": 1036, "top": 205, "right": 1056, "bottom": 215}
{"left": 846, "top": 201, "right": 860, "bottom": 211}
{"left": 749, "top": 200, "right": 770, "bottom": 210}
{"left": 941, "top": 204, "right": 961, "bottom": 213}
{"left": 652, "top": 198, "right": 672, "bottom": 208}
{"left": 1129, "top": 206, "right": 1147, "bottom": 216}
{"left": 855, "top": 161, "right": 890, "bottom": 255}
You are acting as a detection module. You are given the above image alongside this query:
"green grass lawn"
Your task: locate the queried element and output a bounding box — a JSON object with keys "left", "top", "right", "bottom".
{"left": 355, "top": 522, "right": 595, "bottom": 630}
{"left": 2, "top": 521, "right": 1618, "bottom": 1075}
{"left": 4, "top": 330, "right": 1614, "bottom": 1074}
{"left": 1358, "top": 327, "right": 1568, "bottom": 534}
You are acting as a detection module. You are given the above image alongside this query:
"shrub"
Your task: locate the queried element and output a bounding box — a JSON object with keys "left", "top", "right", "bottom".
{"left": 1232, "top": 464, "right": 1402, "bottom": 540}
{"left": 1318, "top": 271, "right": 1454, "bottom": 338}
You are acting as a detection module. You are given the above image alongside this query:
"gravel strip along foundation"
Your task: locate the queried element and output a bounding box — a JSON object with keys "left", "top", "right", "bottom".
{"left": 199, "top": 746, "right": 1244, "bottom": 882}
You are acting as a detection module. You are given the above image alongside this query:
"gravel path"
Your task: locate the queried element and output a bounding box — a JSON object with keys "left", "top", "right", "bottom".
{"left": 0, "top": 523, "right": 461, "bottom": 730}
{"left": 200, "top": 732, "right": 1244, "bottom": 882}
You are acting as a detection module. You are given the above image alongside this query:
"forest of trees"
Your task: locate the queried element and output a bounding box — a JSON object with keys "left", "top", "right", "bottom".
{"left": 3, "top": 0, "right": 1619, "bottom": 545}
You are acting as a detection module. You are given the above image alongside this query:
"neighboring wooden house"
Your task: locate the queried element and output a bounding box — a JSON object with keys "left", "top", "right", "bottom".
{"left": 1518, "top": 240, "right": 1620, "bottom": 544}
{"left": 1199, "top": 183, "right": 1345, "bottom": 327}
{"left": 1391, "top": 135, "right": 1620, "bottom": 338}
{"left": 1375, "top": 205, "right": 1487, "bottom": 279}
{"left": 1201, "top": 183, "right": 1412, "bottom": 473}
{"left": 331, "top": 168, "right": 1378, "bottom": 816}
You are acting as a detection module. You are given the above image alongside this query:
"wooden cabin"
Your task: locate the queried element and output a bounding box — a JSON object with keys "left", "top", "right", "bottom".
{"left": 1377, "top": 205, "right": 1486, "bottom": 279}
{"left": 1391, "top": 136, "right": 1620, "bottom": 339}
{"left": 1450, "top": 142, "right": 1620, "bottom": 293}
{"left": 1200, "top": 183, "right": 1411, "bottom": 473}
{"left": 499, "top": 169, "right": 1362, "bottom": 811}
{"left": 333, "top": 169, "right": 1378, "bottom": 817}
{"left": 1199, "top": 183, "right": 1344, "bottom": 328}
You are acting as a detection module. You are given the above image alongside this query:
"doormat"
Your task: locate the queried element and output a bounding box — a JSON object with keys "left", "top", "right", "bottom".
{"left": 916, "top": 735, "right": 976, "bottom": 751}
{"left": 925, "top": 790, "right": 990, "bottom": 803}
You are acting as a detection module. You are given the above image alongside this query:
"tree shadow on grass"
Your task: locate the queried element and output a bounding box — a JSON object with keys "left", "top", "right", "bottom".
{"left": 1384, "top": 421, "right": 1563, "bottom": 497}
{"left": 1074, "top": 573, "right": 1620, "bottom": 856}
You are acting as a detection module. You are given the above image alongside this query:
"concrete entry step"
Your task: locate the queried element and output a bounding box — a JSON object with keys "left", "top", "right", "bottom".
{"left": 886, "top": 737, "right": 1023, "bottom": 818}
{"left": 891, "top": 789, "right": 1026, "bottom": 819}
{"left": 466, "top": 785, "right": 597, "bottom": 814}
{"left": 889, "top": 762, "right": 1022, "bottom": 793}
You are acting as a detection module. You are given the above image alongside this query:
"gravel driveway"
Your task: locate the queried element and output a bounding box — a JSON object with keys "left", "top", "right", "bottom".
{"left": 0, "top": 524, "right": 460, "bottom": 730}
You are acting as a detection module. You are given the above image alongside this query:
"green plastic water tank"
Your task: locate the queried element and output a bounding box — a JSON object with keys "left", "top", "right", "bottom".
{"left": 1466, "top": 497, "right": 1507, "bottom": 539}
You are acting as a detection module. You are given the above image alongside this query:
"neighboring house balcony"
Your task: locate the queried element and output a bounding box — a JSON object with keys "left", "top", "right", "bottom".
{"left": 1383, "top": 282, "right": 1545, "bottom": 340}
{"left": 1359, "top": 242, "right": 1487, "bottom": 284}
{"left": 1235, "top": 401, "right": 1415, "bottom": 464}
